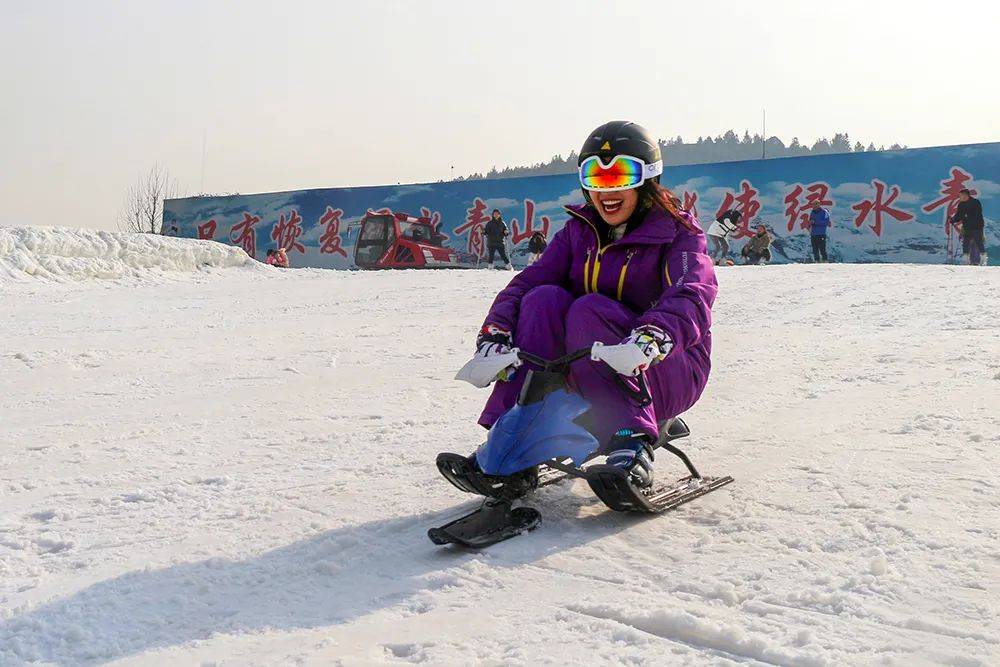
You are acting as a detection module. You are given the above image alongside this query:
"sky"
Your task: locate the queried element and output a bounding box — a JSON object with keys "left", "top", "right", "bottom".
{"left": 2, "top": 0, "right": 998, "bottom": 231}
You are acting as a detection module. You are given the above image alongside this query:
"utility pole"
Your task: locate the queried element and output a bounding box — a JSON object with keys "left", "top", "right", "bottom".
{"left": 200, "top": 129, "right": 207, "bottom": 193}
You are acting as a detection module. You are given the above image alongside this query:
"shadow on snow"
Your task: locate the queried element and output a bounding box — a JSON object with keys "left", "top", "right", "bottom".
{"left": 1, "top": 484, "right": 649, "bottom": 665}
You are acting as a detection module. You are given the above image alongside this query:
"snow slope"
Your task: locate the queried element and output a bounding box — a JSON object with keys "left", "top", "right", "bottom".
{"left": 0, "top": 226, "right": 255, "bottom": 283}
{"left": 1, "top": 251, "right": 998, "bottom": 665}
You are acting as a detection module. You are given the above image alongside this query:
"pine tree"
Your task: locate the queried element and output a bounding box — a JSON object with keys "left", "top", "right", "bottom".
{"left": 469, "top": 130, "right": 901, "bottom": 178}
{"left": 831, "top": 133, "right": 851, "bottom": 152}
{"left": 812, "top": 138, "right": 830, "bottom": 153}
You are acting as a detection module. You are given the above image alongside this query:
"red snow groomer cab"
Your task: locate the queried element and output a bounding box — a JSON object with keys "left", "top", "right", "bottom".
{"left": 353, "top": 210, "right": 474, "bottom": 270}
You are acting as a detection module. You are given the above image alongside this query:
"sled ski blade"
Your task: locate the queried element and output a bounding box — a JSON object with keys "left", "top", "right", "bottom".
{"left": 586, "top": 464, "right": 734, "bottom": 514}
{"left": 536, "top": 465, "right": 571, "bottom": 488}
{"left": 644, "top": 475, "right": 734, "bottom": 512}
{"left": 428, "top": 499, "right": 541, "bottom": 548}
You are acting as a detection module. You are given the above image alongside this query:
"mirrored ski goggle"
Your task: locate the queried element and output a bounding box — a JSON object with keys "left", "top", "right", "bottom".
{"left": 578, "top": 155, "right": 663, "bottom": 192}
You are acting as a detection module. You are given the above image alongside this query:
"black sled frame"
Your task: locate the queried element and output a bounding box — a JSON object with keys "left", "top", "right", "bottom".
{"left": 430, "top": 347, "right": 734, "bottom": 548}
{"left": 432, "top": 417, "right": 734, "bottom": 547}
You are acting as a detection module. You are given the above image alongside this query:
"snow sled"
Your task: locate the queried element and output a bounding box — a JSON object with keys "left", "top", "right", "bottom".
{"left": 429, "top": 346, "right": 734, "bottom": 548}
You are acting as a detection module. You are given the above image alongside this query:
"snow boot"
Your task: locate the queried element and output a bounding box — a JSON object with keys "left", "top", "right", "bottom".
{"left": 604, "top": 428, "right": 655, "bottom": 488}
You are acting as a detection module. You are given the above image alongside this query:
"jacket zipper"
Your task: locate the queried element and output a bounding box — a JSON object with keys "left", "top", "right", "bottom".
{"left": 591, "top": 247, "right": 604, "bottom": 294}
{"left": 567, "top": 207, "right": 604, "bottom": 295}
{"left": 617, "top": 249, "right": 636, "bottom": 301}
{"left": 563, "top": 206, "right": 623, "bottom": 297}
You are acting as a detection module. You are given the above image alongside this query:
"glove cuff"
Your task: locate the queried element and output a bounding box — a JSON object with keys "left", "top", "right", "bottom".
{"left": 632, "top": 325, "right": 673, "bottom": 358}
{"left": 633, "top": 325, "right": 669, "bottom": 345}
{"left": 478, "top": 324, "right": 512, "bottom": 346}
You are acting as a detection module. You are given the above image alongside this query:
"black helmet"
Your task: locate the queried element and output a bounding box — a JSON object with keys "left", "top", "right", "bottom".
{"left": 578, "top": 121, "right": 662, "bottom": 184}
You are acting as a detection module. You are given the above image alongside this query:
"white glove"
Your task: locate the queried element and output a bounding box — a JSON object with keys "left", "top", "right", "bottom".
{"left": 455, "top": 325, "right": 520, "bottom": 387}
{"left": 591, "top": 326, "right": 672, "bottom": 377}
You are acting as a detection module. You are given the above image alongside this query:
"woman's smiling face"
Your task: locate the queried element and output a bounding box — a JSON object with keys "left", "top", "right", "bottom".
{"left": 590, "top": 187, "right": 639, "bottom": 226}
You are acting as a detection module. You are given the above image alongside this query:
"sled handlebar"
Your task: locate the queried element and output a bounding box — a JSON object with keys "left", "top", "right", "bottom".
{"left": 515, "top": 346, "right": 652, "bottom": 408}
{"left": 515, "top": 347, "right": 592, "bottom": 372}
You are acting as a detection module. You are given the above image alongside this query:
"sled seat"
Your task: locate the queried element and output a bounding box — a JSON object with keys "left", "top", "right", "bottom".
{"left": 654, "top": 417, "right": 690, "bottom": 447}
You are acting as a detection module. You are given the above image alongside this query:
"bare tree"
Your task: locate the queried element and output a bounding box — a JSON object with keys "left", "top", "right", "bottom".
{"left": 118, "top": 165, "right": 178, "bottom": 234}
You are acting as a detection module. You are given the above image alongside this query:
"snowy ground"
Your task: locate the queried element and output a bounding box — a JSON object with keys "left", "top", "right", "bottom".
{"left": 2, "top": 230, "right": 999, "bottom": 665}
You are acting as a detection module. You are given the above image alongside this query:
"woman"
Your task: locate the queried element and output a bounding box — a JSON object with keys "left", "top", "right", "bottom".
{"left": 706, "top": 209, "right": 741, "bottom": 265}
{"left": 468, "top": 121, "right": 717, "bottom": 488}
{"left": 483, "top": 209, "right": 512, "bottom": 269}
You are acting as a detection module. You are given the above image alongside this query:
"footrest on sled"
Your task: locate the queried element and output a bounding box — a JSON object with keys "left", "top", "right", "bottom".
{"left": 436, "top": 452, "right": 541, "bottom": 500}
{"left": 428, "top": 499, "right": 541, "bottom": 548}
{"left": 436, "top": 453, "right": 485, "bottom": 494}
{"left": 436, "top": 452, "right": 509, "bottom": 497}
{"left": 586, "top": 464, "right": 734, "bottom": 514}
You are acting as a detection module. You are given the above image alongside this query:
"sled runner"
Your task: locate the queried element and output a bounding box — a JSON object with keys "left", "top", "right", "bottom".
{"left": 427, "top": 499, "right": 541, "bottom": 548}
{"left": 430, "top": 346, "right": 733, "bottom": 548}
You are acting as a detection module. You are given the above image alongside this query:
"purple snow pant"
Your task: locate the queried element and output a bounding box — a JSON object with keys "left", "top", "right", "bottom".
{"left": 478, "top": 285, "right": 710, "bottom": 448}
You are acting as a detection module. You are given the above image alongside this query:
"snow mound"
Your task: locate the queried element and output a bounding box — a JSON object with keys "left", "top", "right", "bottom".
{"left": 0, "top": 226, "right": 255, "bottom": 283}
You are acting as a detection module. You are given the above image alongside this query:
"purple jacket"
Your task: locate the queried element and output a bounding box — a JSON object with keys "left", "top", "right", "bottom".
{"left": 483, "top": 203, "right": 717, "bottom": 358}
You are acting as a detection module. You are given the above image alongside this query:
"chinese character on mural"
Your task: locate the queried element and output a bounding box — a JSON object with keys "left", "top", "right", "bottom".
{"left": 851, "top": 179, "right": 913, "bottom": 237}
{"left": 420, "top": 206, "right": 448, "bottom": 244}
{"left": 714, "top": 180, "right": 760, "bottom": 238}
{"left": 230, "top": 213, "right": 260, "bottom": 258}
{"left": 921, "top": 167, "right": 977, "bottom": 233}
{"left": 455, "top": 197, "right": 489, "bottom": 258}
{"left": 510, "top": 199, "right": 551, "bottom": 245}
{"left": 197, "top": 219, "right": 217, "bottom": 240}
{"left": 271, "top": 209, "right": 305, "bottom": 254}
{"left": 783, "top": 182, "right": 834, "bottom": 232}
{"left": 682, "top": 191, "right": 699, "bottom": 219}
{"left": 318, "top": 206, "right": 347, "bottom": 257}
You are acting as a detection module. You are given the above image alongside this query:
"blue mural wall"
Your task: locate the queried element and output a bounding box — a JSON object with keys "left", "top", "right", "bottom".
{"left": 164, "top": 142, "right": 999, "bottom": 267}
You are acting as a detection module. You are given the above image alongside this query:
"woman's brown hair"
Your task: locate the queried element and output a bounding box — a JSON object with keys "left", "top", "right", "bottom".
{"left": 638, "top": 181, "right": 697, "bottom": 233}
